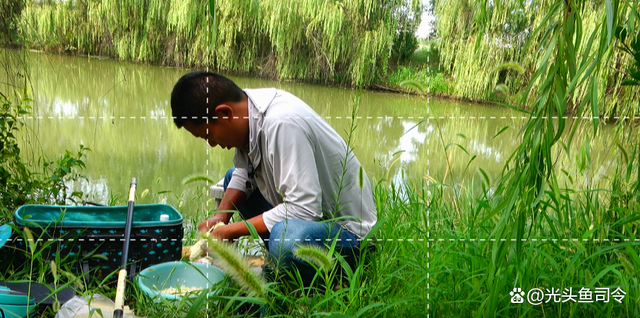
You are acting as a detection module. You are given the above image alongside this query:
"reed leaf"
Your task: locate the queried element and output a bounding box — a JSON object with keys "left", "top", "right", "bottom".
{"left": 183, "top": 175, "right": 216, "bottom": 185}
{"left": 294, "top": 244, "right": 334, "bottom": 273}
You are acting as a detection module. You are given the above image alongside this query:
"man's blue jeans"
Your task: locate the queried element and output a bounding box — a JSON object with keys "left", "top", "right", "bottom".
{"left": 223, "top": 168, "right": 361, "bottom": 281}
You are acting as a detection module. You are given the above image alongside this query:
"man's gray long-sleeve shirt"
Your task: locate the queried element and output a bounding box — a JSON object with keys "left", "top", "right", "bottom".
{"left": 227, "top": 88, "right": 377, "bottom": 239}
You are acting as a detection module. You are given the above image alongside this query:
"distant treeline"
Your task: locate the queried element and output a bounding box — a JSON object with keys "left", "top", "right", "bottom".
{"left": 3, "top": 0, "right": 422, "bottom": 87}
{"left": 5, "top": 0, "right": 637, "bottom": 113}
{"left": 434, "top": 0, "right": 640, "bottom": 115}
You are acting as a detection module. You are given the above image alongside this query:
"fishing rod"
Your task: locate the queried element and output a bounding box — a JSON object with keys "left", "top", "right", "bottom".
{"left": 113, "top": 178, "right": 136, "bottom": 318}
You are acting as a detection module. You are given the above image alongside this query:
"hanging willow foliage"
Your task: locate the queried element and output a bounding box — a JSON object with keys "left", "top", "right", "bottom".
{"left": 455, "top": 2, "right": 640, "bottom": 314}
{"left": 435, "top": 0, "right": 640, "bottom": 116}
{"left": 16, "top": 0, "right": 422, "bottom": 87}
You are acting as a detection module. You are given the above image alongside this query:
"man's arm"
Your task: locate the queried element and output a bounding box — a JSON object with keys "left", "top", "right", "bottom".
{"left": 197, "top": 188, "right": 247, "bottom": 232}
{"left": 210, "top": 214, "right": 269, "bottom": 241}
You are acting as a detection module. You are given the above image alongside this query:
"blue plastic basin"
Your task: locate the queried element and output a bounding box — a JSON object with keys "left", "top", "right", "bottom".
{"left": 136, "top": 261, "right": 225, "bottom": 301}
{"left": 0, "top": 302, "right": 37, "bottom": 318}
{"left": 0, "top": 224, "right": 11, "bottom": 252}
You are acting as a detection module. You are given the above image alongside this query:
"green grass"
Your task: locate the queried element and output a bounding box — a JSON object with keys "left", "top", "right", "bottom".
{"left": 409, "top": 44, "right": 440, "bottom": 66}
{"left": 385, "top": 66, "right": 450, "bottom": 95}
{"left": 383, "top": 40, "right": 451, "bottom": 96}
{"left": 3, "top": 142, "right": 639, "bottom": 317}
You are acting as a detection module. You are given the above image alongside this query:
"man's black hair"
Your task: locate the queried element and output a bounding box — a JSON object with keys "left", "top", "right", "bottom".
{"left": 170, "top": 71, "right": 246, "bottom": 128}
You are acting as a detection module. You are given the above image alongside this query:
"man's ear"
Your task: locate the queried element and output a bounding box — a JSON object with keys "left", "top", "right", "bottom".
{"left": 213, "top": 104, "right": 233, "bottom": 119}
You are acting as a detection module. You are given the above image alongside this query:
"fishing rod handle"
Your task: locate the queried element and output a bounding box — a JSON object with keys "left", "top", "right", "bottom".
{"left": 113, "top": 269, "right": 127, "bottom": 318}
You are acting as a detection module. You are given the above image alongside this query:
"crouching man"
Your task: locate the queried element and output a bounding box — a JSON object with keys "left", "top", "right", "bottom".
{"left": 170, "top": 71, "right": 377, "bottom": 282}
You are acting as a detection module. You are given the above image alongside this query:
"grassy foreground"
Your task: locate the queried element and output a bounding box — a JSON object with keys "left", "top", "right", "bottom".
{"left": 2, "top": 150, "right": 639, "bottom": 318}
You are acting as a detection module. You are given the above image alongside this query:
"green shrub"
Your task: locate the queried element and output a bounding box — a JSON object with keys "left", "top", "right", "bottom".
{"left": 391, "top": 30, "right": 419, "bottom": 63}
{"left": 0, "top": 0, "right": 25, "bottom": 46}
{"left": 409, "top": 45, "right": 440, "bottom": 65}
{"left": 429, "top": 72, "right": 449, "bottom": 94}
{"left": 0, "top": 92, "right": 88, "bottom": 220}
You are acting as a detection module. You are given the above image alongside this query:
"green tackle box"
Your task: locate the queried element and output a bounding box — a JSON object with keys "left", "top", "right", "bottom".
{"left": 12, "top": 204, "right": 184, "bottom": 280}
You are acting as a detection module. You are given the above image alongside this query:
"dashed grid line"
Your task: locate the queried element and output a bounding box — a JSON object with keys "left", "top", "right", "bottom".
{"left": 427, "top": 62, "right": 431, "bottom": 317}
{"left": 5, "top": 238, "right": 639, "bottom": 243}
{"left": 206, "top": 2, "right": 211, "bottom": 315}
{"left": 5, "top": 116, "right": 640, "bottom": 120}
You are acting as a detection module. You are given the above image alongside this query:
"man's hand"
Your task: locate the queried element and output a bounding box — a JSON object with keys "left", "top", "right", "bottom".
{"left": 210, "top": 224, "right": 233, "bottom": 241}
{"left": 198, "top": 188, "right": 248, "bottom": 232}
{"left": 198, "top": 214, "right": 231, "bottom": 232}
{"left": 207, "top": 214, "right": 270, "bottom": 242}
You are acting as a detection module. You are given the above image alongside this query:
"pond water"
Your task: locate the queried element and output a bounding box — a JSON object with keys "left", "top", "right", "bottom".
{"left": 1, "top": 49, "right": 620, "bottom": 213}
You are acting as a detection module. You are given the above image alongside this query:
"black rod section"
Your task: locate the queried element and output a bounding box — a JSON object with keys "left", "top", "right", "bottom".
{"left": 121, "top": 177, "right": 136, "bottom": 268}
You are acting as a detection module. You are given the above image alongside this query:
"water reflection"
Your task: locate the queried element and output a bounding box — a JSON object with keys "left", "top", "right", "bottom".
{"left": 65, "top": 177, "right": 110, "bottom": 205}
{"left": 469, "top": 138, "right": 503, "bottom": 163}
{"left": 0, "top": 49, "right": 621, "bottom": 214}
{"left": 50, "top": 97, "right": 80, "bottom": 117}
{"left": 399, "top": 121, "right": 428, "bottom": 163}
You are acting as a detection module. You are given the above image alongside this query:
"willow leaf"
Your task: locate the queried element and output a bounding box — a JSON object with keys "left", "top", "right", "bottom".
{"left": 399, "top": 80, "right": 426, "bottom": 94}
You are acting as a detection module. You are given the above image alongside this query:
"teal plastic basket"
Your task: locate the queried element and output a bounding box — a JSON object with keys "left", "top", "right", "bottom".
{"left": 14, "top": 204, "right": 182, "bottom": 227}
{"left": 12, "top": 204, "right": 184, "bottom": 280}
